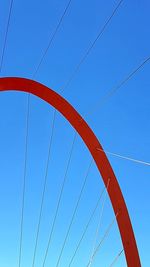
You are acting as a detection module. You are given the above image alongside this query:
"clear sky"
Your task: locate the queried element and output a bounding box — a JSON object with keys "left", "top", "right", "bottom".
{"left": 0, "top": 0, "right": 150, "bottom": 267}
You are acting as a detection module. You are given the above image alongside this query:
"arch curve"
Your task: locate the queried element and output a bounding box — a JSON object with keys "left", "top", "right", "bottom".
{"left": 0, "top": 77, "right": 141, "bottom": 266}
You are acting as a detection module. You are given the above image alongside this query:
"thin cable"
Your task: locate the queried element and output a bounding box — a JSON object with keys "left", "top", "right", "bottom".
{"left": 55, "top": 159, "right": 93, "bottom": 267}
{"left": 97, "top": 148, "right": 150, "bottom": 167}
{"left": 31, "top": 109, "right": 56, "bottom": 267}
{"left": 31, "top": 1, "right": 73, "bottom": 264}
{"left": 30, "top": 2, "right": 74, "bottom": 265}
{"left": 68, "top": 187, "right": 105, "bottom": 267}
{"left": 18, "top": 93, "right": 30, "bottom": 267}
{"left": 87, "top": 179, "right": 110, "bottom": 267}
{"left": 33, "top": 0, "right": 73, "bottom": 77}
{"left": 61, "top": 0, "right": 123, "bottom": 92}
{"left": 109, "top": 248, "right": 124, "bottom": 267}
{"left": 88, "top": 56, "right": 150, "bottom": 116}
{"left": 0, "top": 0, "right": 14, "bottom": 74}
{"left": 41, "top": 131, "right": 77, "bottom": 267}
{"left": 86, "top": 212, "right": 119, "bottom": 266}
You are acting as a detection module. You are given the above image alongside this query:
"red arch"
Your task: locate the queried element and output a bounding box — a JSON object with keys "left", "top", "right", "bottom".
{"left": 0, "top": 77, "right": 141, "bottom": 266}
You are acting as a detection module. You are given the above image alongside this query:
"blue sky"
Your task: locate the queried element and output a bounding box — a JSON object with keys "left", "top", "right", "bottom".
{"left": 0, "top": 0, "right": 150, "bottom": 266}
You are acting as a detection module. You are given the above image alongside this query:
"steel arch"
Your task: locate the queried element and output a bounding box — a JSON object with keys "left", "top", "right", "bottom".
{"left": 0, "top": 77, "right": 141, "bottom": 267}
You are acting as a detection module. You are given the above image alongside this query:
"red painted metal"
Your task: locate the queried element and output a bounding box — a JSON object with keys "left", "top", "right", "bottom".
{"left": 0, "top": 77, "right": 141, "bottom": 267}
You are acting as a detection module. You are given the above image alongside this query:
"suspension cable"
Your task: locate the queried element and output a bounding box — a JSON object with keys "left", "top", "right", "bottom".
{"left": 0, "top": 0, "right": 14, "bottom": 74}
{"left": 96, "top": 148, "right": 150, "bottom": 167}
{"left": 31, "top": 1, "right": 74, "bottom": 265}
{"left": 61, "top": 0, "right": 123, "bottom": 92}
{"left": 109, "top": 248, "right": 124, "bottom": 267}
{"left": 68, "top": 187, "right": 105, "bottom": 267}
{"left": 41, "top": 131, "right": 77, "bottom": 267}
{"left": 33, "top": 0, "right": 73, "bottom": 77}
{"left": 54, "top": 159, "right": 93, "bottom": 267}
{"left": 86, "top": 212, "right": 119, "bottom": 266}
{"left": 31, "top": 109, "right": 56, "bottom": 267}
{"left": 87, "top": 179, "right": 110, "bottom": 267}
{"left": 87, "top": 56, "right": 150, "bottom": 116}
{"left": 18, "top": 93, "right": 30, "bottom": 267}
